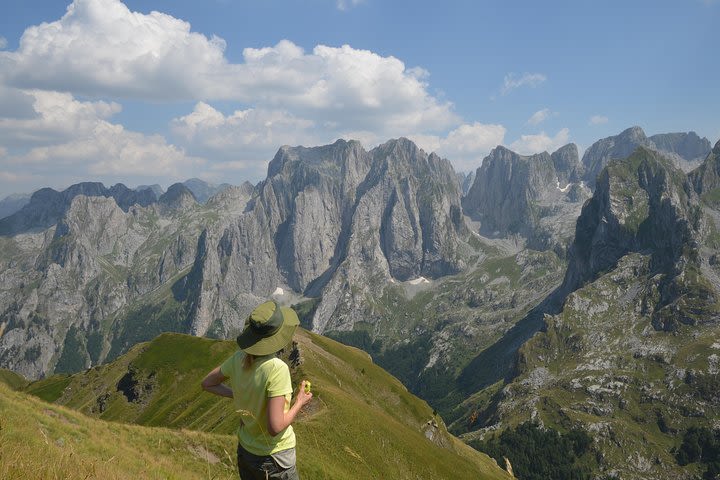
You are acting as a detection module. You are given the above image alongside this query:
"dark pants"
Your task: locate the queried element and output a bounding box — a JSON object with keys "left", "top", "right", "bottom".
{"left": 237, "top": 443, "right": 299, "bottom": 480}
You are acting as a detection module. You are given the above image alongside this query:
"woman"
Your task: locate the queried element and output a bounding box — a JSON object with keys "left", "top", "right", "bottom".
{"left": 201, "top": 301, "right": 313, "bottom": 480}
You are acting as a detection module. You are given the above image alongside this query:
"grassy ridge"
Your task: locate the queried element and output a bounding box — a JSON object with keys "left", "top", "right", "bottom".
{"left": 17, "top": 330, "right": 511, "bottom": 479}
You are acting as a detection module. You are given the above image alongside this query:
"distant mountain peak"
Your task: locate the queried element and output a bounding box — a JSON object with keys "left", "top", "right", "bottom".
{"left": 159, "top": 183, "right": 197, "bottom": 210}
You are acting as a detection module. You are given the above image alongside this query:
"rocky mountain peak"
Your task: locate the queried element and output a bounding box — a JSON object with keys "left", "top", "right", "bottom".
{"left": 551, "top": 143, "right": 582, "bottom": 183}
{"left": 620, "top": 125, "right": 649, "bottom": 142}
{"left": 182, "top": 178, "right": 231, "bottom": 204}
{"left": 463, "top": 146, "right": 560, "bottom": 236}
{"left": 649, "top": 131, "right": 712, "bottom": 160}
{"left": 267, "top": 139, "right": 365, "bottom": 180}
{"left": 689, "top": 139, "right": 720, "bottom": 196}
{"left": 159, "top": 183, "right": 197, "bottom": 211}
{"left": 581, "top": 126, "right": 653, "bottom": 185}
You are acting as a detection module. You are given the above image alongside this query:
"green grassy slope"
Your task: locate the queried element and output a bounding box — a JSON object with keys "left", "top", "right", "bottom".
{"left": 0, "top": 382, "right": 238, "bottom": 480}
{"left": 0, "top": 368, "right": 28, "bottom": 390}
{"left": 22, "top": 330, "right": 511, "bottom": 480}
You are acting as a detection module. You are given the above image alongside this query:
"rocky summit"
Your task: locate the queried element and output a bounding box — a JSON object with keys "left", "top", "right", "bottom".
{"left": 463, "top": 143, "right": 589, "bottom": 254}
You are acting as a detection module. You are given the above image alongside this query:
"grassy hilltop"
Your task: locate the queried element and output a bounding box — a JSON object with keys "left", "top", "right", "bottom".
{"left": 2, "top": 329, "right": 511, "bottom": 480}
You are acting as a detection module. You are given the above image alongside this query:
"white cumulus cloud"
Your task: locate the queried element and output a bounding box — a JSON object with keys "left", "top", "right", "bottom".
{"left": 509, "top": 128, "right": 570, "bottom": 155}
{"left": 0, "top": 37, "right": 7, "bottom": 49}
{"left": 500, "top": 73, "right": 547, "bottom": 95}
{"left": 589, "top": 115, "right": 609, "bottom": 126}
{"left": 0, "top": 90, "right": 120, "bottom": 148}
{"left": 0, "top": 0, "right": 456, "bottom": 137}
{"left": 0, "top": 89, "right": 203, "bottom": 193}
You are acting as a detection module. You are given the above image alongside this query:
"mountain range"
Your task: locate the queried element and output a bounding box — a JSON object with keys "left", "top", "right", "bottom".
{"left": 0, "top": 126, "right": 718, "bottom": 479}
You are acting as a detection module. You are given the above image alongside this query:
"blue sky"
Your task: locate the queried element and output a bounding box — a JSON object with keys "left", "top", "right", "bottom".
{"left": 0, "top": 0, "right": 718, "bottom": 196}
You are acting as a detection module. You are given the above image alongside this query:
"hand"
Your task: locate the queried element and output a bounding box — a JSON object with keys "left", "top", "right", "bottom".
{"left": 296, "top": 380, "right": 313, "bottom": 407}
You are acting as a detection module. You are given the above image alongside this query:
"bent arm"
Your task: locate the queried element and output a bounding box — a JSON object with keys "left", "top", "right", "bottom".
{"left": 201, "top": 366, "right": 233, "bottom": 398}
{"left": 267, "top": 380, "right": 313, "bottom": 436}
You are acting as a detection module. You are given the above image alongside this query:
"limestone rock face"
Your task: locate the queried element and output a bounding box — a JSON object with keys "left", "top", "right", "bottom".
{"left": 462, "top": 143, "right": 588, "bottom": 254}
{"left": 185, "top": 140, "right": 373, "bottom": 336}
{"left": 312, "top": 138, "right": 467, "bottom": 333}
{"left": 551, "top": 143, "right": 583, "bottom": 184}
{"left": 159, "top": 183, "right": 197, "bottom": 212}
{"left": 460, "top": 146, "right": 720, "bottom": 480}
{"left": 460, "top": 170, "right": 476, "bottom": 195}
{"left": 582, "top": 126, "right": 654, "bottom": 186}
{"left": 689, "top": 139, "right": 720, "bottom": 195}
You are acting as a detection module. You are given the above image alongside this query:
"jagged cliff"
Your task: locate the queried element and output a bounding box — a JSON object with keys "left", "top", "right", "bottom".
{"left": 462, "top": 143, "right": 589, "bottom": 254}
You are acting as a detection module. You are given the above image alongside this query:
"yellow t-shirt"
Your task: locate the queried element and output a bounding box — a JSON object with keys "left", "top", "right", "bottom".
{"left": 220, "top": 351, "right": 296, "bottom": 456}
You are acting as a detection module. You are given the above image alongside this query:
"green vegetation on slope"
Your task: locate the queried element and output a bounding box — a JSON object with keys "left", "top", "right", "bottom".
{"left": 0, "top": 368, "right": 28, "bottom": 390}
{"left": 472, "top": 422, "right": 595, "bottom": 480}
{"left": 0, "top": 382, "right": 237, "bottom": 480}
{"left": 22, "top": 330, "right": 511, "bottom": 480}
{"left": 676, "top": 426, "right": 720, "bottom": 479}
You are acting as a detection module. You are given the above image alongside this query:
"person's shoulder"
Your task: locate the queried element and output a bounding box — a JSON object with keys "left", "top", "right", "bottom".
{"left": 228, "top": 350, "right": 244, "bottom": 362}
{"left": 265, "top": 356, "right": 289, "bottom": 369}
{"left": 259, "top": 356, "right": 289, "bottom": 374}
{"left": 220, "top": 349, "right": 243, "bottom": 373}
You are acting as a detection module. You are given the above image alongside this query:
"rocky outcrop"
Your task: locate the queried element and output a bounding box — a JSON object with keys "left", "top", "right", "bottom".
{"left": 582, "top": 126, "right": 654, "bottom": 186}
{"left": 158, "top": 183, "right": 197, "bottom": 212}
{"left": 186, "top": 140, "right": 373, "bottom": 336}
{"left": 462, "top": 143, "right": 588, "bottom": 253}
{"left": 205, "top": 181, "right": 255, "bottom": 215}
{"left": 689, "top": 139, "right": 720, "bottom": 195}
{"left": 0, "top": 182, "right": 156, "bottom": 236}
{"left": 461, "top": 170, "right": 476, "bottom": 195}
{"left": 551, "top": 143, "right": 583, "bottom": 184}
{"left": 0, "top": 189, "right": 216, "bottom": 378}
{"left": 461, "top": 147, "right": 720, "bottom": 480}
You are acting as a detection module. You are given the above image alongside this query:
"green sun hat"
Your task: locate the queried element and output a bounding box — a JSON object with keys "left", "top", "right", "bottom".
{"left": 236, "top": 301, "right": 299, "bottom": 356}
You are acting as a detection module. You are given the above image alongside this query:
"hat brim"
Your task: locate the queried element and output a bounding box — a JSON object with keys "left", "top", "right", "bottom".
{"left": 236, "top": 307, "right": 299, "bottom": 356}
